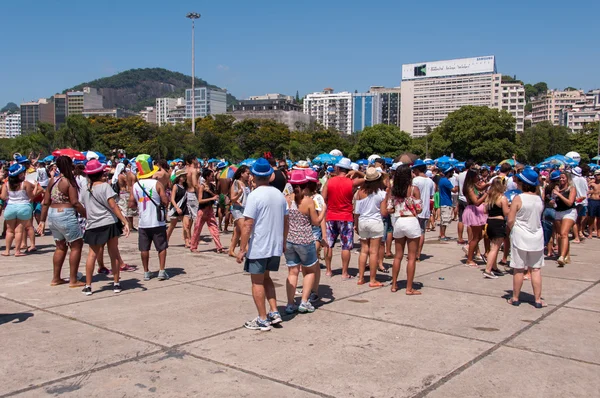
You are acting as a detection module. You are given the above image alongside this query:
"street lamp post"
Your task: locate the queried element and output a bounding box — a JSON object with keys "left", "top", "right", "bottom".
{"left": 186, "top": 12, "right": 200, "bottom": 134}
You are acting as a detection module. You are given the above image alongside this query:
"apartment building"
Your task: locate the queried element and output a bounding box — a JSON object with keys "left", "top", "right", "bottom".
{"left": 66, "top": 87, "right": 104, "bottom": 116}
{"left": 0, "top": 112, "right": 21, "bottom": 138}
{"left": 400, "top": 56, "right": 524, "bottom": 137}
{"left": 498, "top": 81, "right": 526, "bottom": 133}
{"left": 20, "top": 99, "right": 48, "bottom": 134}
{"left": 139, "top": 106, "right": 157, "bottom": 124}
{"left": 369, "top": 86, "right": 401, "bottom": 127}
{"left": 67, "top": 91, "right": 84, "bottom": 116}
{"left": 185, "top": 87, "right": 227, "bottom": 119}
{"left": 531, "top": 89, "right": 586, "bottom": 126}
{"left": 156, "top": 97, "right": 184, "bottom": 126}
{"left": 233, "top": 93, "right": 301, "bottom": 112}
{"left": 303, "top": 88, "right": 353, "bottom": 135}
{"left": 559, "top": 89, "right": 600, "bottom": 132}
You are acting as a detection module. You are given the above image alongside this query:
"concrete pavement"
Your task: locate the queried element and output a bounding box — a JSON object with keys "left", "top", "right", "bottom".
{"left": 1, "top": 222, "right": 599, "bottom": 397}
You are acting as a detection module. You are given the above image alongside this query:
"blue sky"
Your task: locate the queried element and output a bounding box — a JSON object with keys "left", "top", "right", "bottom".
{"left": 1, "top": 0, "right": 598, "bottom": 106}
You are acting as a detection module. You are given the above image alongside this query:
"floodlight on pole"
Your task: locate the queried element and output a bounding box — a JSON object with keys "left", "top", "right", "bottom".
{"left": 186, "top": 12, "right": 200, "bottom": 134}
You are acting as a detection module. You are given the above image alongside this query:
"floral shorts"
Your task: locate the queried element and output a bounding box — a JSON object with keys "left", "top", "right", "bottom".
{"left": 326, "top": 221, "right": 354, "bottom": 251}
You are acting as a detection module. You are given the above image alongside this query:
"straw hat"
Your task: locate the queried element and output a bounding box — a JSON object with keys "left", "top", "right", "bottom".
{"left": 365, "top": 167, "right": 382, "bottom": 181}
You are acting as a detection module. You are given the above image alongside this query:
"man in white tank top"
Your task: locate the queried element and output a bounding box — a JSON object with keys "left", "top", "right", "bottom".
{"left": 129, "top": 155, "right": 170, "bottom": 281}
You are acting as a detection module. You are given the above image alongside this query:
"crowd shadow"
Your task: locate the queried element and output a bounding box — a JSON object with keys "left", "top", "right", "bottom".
{"left": 93, "top": 278, "right": 148, "bottom": 294}
{"left": 0, "top": 312, "right": 34, "bottom": 326}
{"left": 502, "top": 289, "right": 543, "bottom": 307}
{"left": 391, "top": 280, "right": 424, "bottom": 292}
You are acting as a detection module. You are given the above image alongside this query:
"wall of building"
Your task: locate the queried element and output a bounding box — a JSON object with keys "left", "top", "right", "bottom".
{"left": 230, "top": 110, "right": 316, "bottom": 131}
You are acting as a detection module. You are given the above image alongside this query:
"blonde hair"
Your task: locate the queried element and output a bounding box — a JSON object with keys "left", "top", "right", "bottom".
{"left": 485, "top": 178, "right": 505, "bottom": 210}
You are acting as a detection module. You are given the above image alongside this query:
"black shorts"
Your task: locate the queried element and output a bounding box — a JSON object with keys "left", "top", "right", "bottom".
{"left": 486, "top": 219, "right": 507, "bottom": 240}
{"left": 84, "top": 222, "right": 123, "bottom": 246}
{"left": 458, "top": 200, "right": 467, "bottom": 222}
{"left": 139, "top": 226, "right": 168, "bottom": 252}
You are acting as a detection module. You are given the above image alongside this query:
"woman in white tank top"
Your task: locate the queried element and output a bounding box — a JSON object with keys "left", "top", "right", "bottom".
{"left": 0, "top": 164, "right": 35, "bottom": 257}
{"left": 507, "top": 169, "right": 546, "bottom": 308}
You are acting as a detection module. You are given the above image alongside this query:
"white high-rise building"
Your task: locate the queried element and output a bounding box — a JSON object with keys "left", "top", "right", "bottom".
{"left": 531, "top": 89, "right": 586, "bottom": 126}
{"left": 400, "top": 56, "right": 524, "bottom": 136}
{"left": 0, "top": 112, "right": 22, "bottom": 138}
{"left": 185, "top": 87, "right": 227, "bottom": 119}
{"left": 156, "top": 98, "right": 183, "bottom": 126}
{"left": 303, "top": 88, "right": 353, "bottom": 135}
{"left": 498, "top": 81, "right": 526, "bottom": 133}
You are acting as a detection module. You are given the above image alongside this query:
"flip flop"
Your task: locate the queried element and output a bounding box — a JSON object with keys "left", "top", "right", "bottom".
{"left": 1, "top": 253, "right": 9, "bottom": 257}
{"left": 14, "top": 253, "right": 27, "bottom": 257}
{"left": 378, "top": 267, "right": 389, "bottom": 274}
{"left": 27, "top": 247, "right": 37, "bottom": 253}
{"left": 369, "top": 281, "right": 384, "bottom": 288}
{"left": 534, "top": 301, "right": 547, "bottom": 309}
{"left": 120, "top": 264, "right": 136, "bottom": 271}
{"left": 341, "top": 275, "right": 355, "bottom": 281}
{"left": 406, "top": 290, "right": 422, "bottom": 295}
{"left": 50, "top": 279, "right": 69, "bottom": 286}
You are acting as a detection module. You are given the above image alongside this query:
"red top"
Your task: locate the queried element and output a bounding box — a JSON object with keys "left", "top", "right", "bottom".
{"left": 325, "top": 176, "right": 354, "bottom": 222}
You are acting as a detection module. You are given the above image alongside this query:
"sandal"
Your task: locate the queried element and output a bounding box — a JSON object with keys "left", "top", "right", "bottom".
{"left": 534, "top": 301, "right": 547, "bottom": 309}
{"left": 507, "top": 298, "right": 520, "bottom": 306}
{"left": 120, "top": 264, "right": 136, "bottom": 272}
{"left": 378, "top": 266, "right": 389, "bottom": 274}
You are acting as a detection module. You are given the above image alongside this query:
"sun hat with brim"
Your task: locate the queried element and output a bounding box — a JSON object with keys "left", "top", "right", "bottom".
{"left": 175, "top": 169, "right": 187, "bottom": 178}
{"left": 595, "top": 170, "right": 600, "bottom": 176}
{"left": 289, "top": 170, "right": 308, "bottom": 185}
{"left": 365, "top": 167, "right": 382, "bottom": 181}
{"left": 251, "top": 157, "right": 273, "bottom": 177}
{"left": 411, "top": 159, "right": 426, "bottom": 169}
{"left": 517, "top": 168, "right": 539, "bottom": 186}
{"left": 216, "top": 161, "right": 229, "bottom": 170}
{"left": 443, "top": 165, "right": 454, "bottom": 174}
{"left": 136, "top": 154, "right": 159, "bottom": 179}
{"left": 8, "top": 164, "right": 26, "bottom": 177}
{"left": 305, "top": 169, "right": 319, "bottom": 182}
{"left": 335, "top": 157, "right": 352, "bottom": 170}
{"left": 16, "top": 156, "right": 29, "bottom": 164}
{"left": 571, "top": 167, "right": 582, "bottom": 177}
{"left": 327, "top": 166, "right": 334, "bottom": 173}
{"left": 83, "top": 159, "right": 105, "bottom": 175}
{"left": 550, "top": 170, "right": 561, "bottom": 181}
{"left": 390, "top": 162, "right": 403, "bottom": 171}
{"left": 293, "top": 160, "right": 310, "bottom": 170}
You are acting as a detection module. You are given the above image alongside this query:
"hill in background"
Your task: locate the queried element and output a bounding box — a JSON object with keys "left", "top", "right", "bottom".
{"left": 64, "top": 68, "right": 237, "bottom": 111}
{"left": 1, "top": 102, "right": 19, "bottom": 113}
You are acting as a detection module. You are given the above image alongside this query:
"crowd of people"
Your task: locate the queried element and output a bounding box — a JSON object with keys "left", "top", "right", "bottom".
{"left": 1, "top": 151, "right": 599, "bottom": 331}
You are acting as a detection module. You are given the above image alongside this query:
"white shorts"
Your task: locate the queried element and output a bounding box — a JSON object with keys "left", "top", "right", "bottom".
{"left": 358, "top": 219, "right": 384, "bottom": 240}
{"left": 393, "top": 217, "right": 421, "bottom": 239}
{"left": 555, "top": 208, "right": 577, "bottom": 222}
{"left": 510, "top": 246, "right": 544, "bottom": 270}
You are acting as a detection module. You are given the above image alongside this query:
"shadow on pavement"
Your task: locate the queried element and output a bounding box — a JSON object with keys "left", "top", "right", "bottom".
{"left": 0, "top": 312, "right": 34, "bottom": 325}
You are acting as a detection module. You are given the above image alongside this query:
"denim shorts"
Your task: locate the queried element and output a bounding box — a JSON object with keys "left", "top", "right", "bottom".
{"left": 244, "top": 256, "right": 281, "bottom": 274}
{"left": 285, "top": 242, "right": 318, "bottom": 267}
{"left": 231, "top": 205, "right": 244, "bottom": 221}
{"left": 312, "top": 225, "right": 322, "bottom": 241}
{"left": 48, "top": 207, "right": 84, "bottom": 243}
{"left": 4, "top": 203, "right": 33, "bottom": 221}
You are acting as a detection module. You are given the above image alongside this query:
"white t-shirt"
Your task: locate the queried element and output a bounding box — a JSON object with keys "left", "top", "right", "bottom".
{"left": 133, "top": 179, "right": 165, "bottom": 228}
{"left": 413, "top": 176, "right": 435, "bottom": 219}
{"left": 457, "top": 171, "right": 468, "bottom": 202}
{"left": 313, "top": 193, "right": 325, "bottom": 212}
{"left": 37, "top": 167, "right": 49, "bottom": 188}
{"left": 573, "top": 175, "right": 589, "bottom": 206}
{"left": 243, "top": 185, "right": 288, "bottom": 259}
{"left": 506, "top": 177, "right": 518, "bottom": 191}
{"left": 354, "top": 189, "right": 386, "bottom": 222}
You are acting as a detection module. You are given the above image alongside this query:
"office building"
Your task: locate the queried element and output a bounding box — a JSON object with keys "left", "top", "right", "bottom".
{"left": 0, "top": 112, "right": 21, "bottom": 138}
{"left": 352, "top": 92, "right": 381, "bottom": 132}
{"left": 20, "top": 99, "right": 50, "bottom": 134}
{"left": 400, "top": 55, "right": 527, "bottom": 137}
{"left": 139, "top": 106, "right": 157, "bottom": 124}
{"left": 303, "top": 88, "right": 353, "bottom": 135}
{"left": 156, "top": 97, "right": 184, "bottom": 126}
{"left": 531, "top": 89, "right": 586, "bottom": 126}
{"left": 53, "top": 94, "right": 67, "bottom": 129}
{"left": 185, "top": 87, "right": 227, "bottom": 119}
{"left": 369, "top": 86, "right": 401, "bottom": 127}
{"left": 498, "top": 81, "right": 526, "bottom": 133}
{"left": 230, "top": 110, "right": 315, "bottom": 131}
{"left": 233, "top": 93, "right": 301, "bottom": 112}
{"left": 67, "top": 91, "right": 84, "bottom": 116}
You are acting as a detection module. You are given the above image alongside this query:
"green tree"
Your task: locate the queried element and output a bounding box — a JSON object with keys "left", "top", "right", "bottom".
{"left": 348, "top": 124, "right": 411, "bottom": 159}
{"left": 517, "top": 121, "right": 571, "bottom": 164}
{"left": 428, "top": 106, "right": 517, "bottom": 163}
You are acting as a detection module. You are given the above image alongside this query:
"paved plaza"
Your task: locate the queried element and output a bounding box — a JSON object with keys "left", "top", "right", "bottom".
{"left": 1, "top": 224, "right": 599, "bottom": 397}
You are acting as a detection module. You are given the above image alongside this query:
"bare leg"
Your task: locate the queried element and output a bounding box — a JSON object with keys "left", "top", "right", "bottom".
{"left": 263, "top": 271, "right": 278, "bottom": 313}
{"left": 166, "top": 218, "right": 178, "bottom": 242}
{"left": 141, "top": 251, "right": 150, "bottom": 272}
{"left": 14, "top": 221, "right": 26, "bottom": 256}
{"left": 325, "top": 244, "right": 333, "bottom": 277}
{"left": 286, "top": 265, "right": 300, "bottom": 305}
{"left": 228, "top": 219, "right": 241, "bottom": 256}
{"left": 157, "top": 249, "right": 167, "bottom": 271}
{"left": 51, "top": 240, "right": 68, "bottom": 285}
{"left": 530, "top": 268, "right": 543, "bottom": 304}
{"left": 511, "top": 269, "right": 524, "bottom": 302}
{"left": 559, "top": 219, "right": 574, "bottom": 259}
{"left": 391, "top": 239, "right": 406, "bottom": 292}
{"left": 69, "top": 239, "right": 84, "bottom": 286}
{"left": 405, "top": 238, "right": 421, "bottom": 295}
{"left": 341, "top": 249, "right": 351, "bottom": 278}
{"left": 85, "top": 245, "right": 102, "bottom": 287}
{"left": 368, "top": 238, "right": 383, "bottom": 286}
{"left": 301, "top": 265, "right": 316, "bottom": 303}
{"left": 3, "top": 219, "right": 17, "bottom": 256}
{"left": 183, "top": 216, "right": 191, "bottom": 247}
{"left": 106, "top": 237, "right": 121, "bottom": 284}
{"left": 485, "top": 238, "right": 502, "bottom": 274}
{"left": 357, "top": 239, "right": 369, "bottom": 284}
{"left": 457, "top": 221, "right": 464, "bottom": 242}
{"left": 250, "top": 273, "right": 267, "bottom": 320}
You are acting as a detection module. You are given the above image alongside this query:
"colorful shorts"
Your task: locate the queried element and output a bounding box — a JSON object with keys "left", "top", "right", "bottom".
{"left": 326, "top": 220, "right": 354, "bottom": 251}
